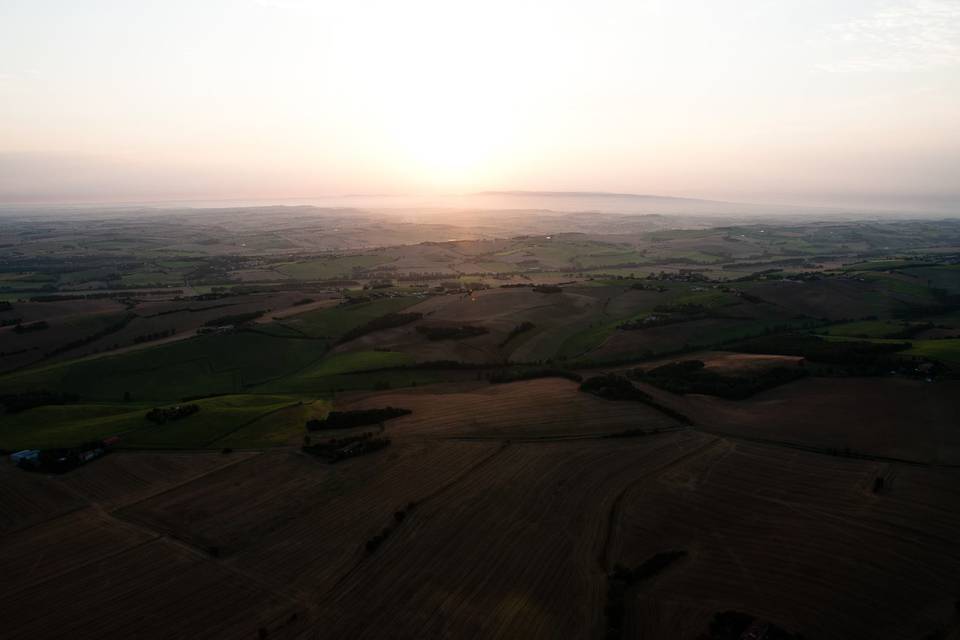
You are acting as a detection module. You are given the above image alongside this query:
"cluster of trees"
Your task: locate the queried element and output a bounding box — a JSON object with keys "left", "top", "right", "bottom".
{"left": 0, "top": 317, "right": 22, "bottom": 327}
{"left": 0, "top": 390, "right": 79, "bottom": 413}
{"left": 605, "top": 551, "right": 687, "bottom": 638}
{"left": 306, "top": 407, "right": 411, "bottom": 431}
{"left": 12, "top": 320, "right": 49, "bottom": 333}
{"left": 580, "top": 374, "right": 693, "bottom": 424}
{"left": 721, "top": 257, "right": 812, "bottom": 269}
{"left": 653, "top": 302, "right": 709, "bottom": 314}
{"left": 499, "top": 321, "right": 535, "bottom": 347}
{"left": 393, "top": 271, "right": 452, "bottom": 282}
{"left": 416, "top": 324, "right": 488, "bottom": 341}
{"left": 25, "top": 289, "right": 152, "bottom": 301}
{"left": 580, "top": 374, "right": 653, "bottom": 401}
{"left": 46, "top": 313, "right": 136, "bottom": 357}
{"left": 630, "top": 360, "right": 808, "bottom": 399}
{"left": 193, "top": 292, "right": 235, "bottom": 301}
{"left": 203, "top": 310, "right": 264, "bottom": 327}
{"left": 629, "top": 282, "right": 667, "bottom": 292}
{"left": 618, "top": 302, "right": 725, "bottom": 331}
{"left": 302, "top": 432, "right": 391, "bottom": 463}
{"left": 133, "top": 328, "right": 175, "bottom": 344}
{"left": 0, "top": 301, "right": 12, "bottom": 311}
{"left": 338, "top": 312, "right": 422, "bottom": 344}
{"left": 144, "top": 302, "right": 235, "bottom": 317}
{"left": 365, "top": 501, "right": 417, "bottom": 553}
{"left": 618, "top": 315, "right": 687, "bottom": 331}
{"left": 146, "top": 403, "right": 199, "bottom": 424}
{"left": 489, "top": 368, "right": 582, "bottom": 384}
{"left": 733, "top": 334, "right": 910, "bottom": 368}
{"left": 645, "top": 269, "right": 711, "bottom": 282}
{"left": 715, "top": 285, "right": 767, "bottom": 303}
{"left": 884, "top": 322, "right": 934, "bottom": 339}
{"left": 532, "top": 285, "right": 563, "bottom": 294}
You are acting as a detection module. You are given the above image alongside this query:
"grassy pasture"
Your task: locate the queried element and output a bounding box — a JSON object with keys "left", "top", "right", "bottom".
{"left": 270, "top": 296, "right": 421, "bottom": 340}
{"left": 275, "top": 254, "right": 392, "bottom": 280}
{"left": 902, "top": 338, "right": 960, "bottom": 369}
{"left": 212, "top": 399, "right": 329, "bottom": 448}
{"left": 253, "top": 350, "right": 417, "bottom": 394}
{"left": 820, "top": 335, "right": 960, "bottom": 370}
{"left": 0, "top": 393, "right": 318, "bottom": 450}
{"left": 902, "top": 264, "right": 960, "bottom": 293}
{"left": 0, "top": 330, "right": 330, "bottom": 400}
{"left": 123, "top": 395, "right": 306, "bottom": 449}
{"left": 816, "top": 319, "right": 912, "bottom": 338}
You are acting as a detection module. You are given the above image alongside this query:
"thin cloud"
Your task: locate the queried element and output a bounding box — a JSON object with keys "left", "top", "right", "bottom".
{"left": 813, "top": 0, "right": 960, "bottom": 72}
{"left": 251, "top": 0, "right": 317, "bottom": 10}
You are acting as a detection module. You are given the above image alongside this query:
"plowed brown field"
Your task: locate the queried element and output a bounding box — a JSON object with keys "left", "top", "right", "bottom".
{"left": 2, "top": 376, "right": 958, "bottom": 639}
{"left": 339, "top": 378, "right": 683, "bottom": 438}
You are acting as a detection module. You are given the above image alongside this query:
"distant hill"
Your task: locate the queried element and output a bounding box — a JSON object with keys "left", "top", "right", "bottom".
{"left": 475, "top": 190, "right": 727, "bottom": 203}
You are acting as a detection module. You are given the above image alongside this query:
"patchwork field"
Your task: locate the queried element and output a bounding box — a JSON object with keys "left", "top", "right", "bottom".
{"left": 1, "top": 212, "right": 959, "bottom": 639}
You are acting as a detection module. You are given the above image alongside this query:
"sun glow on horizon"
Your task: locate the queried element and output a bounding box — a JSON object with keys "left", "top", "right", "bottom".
{"left": 1, "top": 0, "right": 958, "bottom": 208}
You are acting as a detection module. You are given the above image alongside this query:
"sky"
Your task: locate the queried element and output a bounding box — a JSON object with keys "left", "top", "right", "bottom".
{"left": 1, "top": 0, "right": 959, "bottom": 211}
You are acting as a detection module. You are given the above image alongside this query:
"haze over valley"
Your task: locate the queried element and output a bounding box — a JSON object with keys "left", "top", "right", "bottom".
{"left": 1, "top": 2, "right": 959, "bottom": 639}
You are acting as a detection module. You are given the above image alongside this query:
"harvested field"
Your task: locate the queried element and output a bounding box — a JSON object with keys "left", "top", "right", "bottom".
{"left": 647, "top": 377, "right": 960, "bottom": 464}
{"left": 299, "top": 433, "right": 714, "bottom": 639}
{"left": 0, "top": 508, "right": 154, "bottom": 599}
{"left": 0, "top": 463, "right": 86, "bottom": 534}
{"left": 339, "top": 377, "right": 685, "bottom": 438}
{"left": 118, "top": 441, "right": 498, "bottom": 563}
{"left": 1, "top": 373, "right": 958, "bottom": 639}
{"left": 626, "top": 350, "right": 803, "bottom": 375}
{"left": 613, "top": 442, "right": 960, "bottom": 640}
{"left": 59, "top": 450, "right": 259, "bottom": 509}
{"left": 0, "top": 537, "right": 308, "bottom": 640}
{"left": 233, "top": 440, "right": 503, "bottom": 597}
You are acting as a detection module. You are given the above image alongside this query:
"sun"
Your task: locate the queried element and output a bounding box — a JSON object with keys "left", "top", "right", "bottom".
{"left": 387, "top": 99, "right": 509, "bottom": 187}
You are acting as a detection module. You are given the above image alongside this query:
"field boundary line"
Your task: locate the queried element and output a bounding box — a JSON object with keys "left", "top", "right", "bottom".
{"left": 442, "top": 427, "right": 688, "bottom": 443}
{"left": 3, "top": 534, "right": 162, "bottom": 600}
{"left": 203, "top": 402, "right": 303, "bottom": 448}
{"left": 600, "top": 436, "right": 725, "bottom": 572}
{"left": 322, "top": 441, "right": 510, "bottom": 599}
{"left": 101, "top": 511, "right": 319, "bottom": 610}
{"left": 0, "top": 503, "right": 91, "bottom": 541}
{"left": 106, "top": 451, "right": 264, "bottom": 513}
{"left": 697, "top": 428, "right": 960, "bottom": 469}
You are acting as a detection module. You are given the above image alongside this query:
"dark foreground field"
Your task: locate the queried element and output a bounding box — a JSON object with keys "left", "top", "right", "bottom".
{"left": 2, "top": 375, "right": 960, "bottom": 640}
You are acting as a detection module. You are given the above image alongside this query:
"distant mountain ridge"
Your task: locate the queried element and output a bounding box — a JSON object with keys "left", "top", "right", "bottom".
{"left": 474, "top": 190, "right": 735, "bottom": 203}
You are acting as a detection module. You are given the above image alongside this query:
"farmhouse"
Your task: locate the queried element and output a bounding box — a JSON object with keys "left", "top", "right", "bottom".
{"left": 9, "top": 437, "right": 121, "bottom": 473}
{"left": 9, "top": 449, "right": 40, "bottom": 465}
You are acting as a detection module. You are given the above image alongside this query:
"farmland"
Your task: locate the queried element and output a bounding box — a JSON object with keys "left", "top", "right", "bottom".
{"left": 1, "top": 209, "right": 959, "bottom": 638}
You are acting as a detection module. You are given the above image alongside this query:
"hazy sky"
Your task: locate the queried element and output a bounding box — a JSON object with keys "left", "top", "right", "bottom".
{"left": 1, "top": 0, "right": 959, "bottom": 210}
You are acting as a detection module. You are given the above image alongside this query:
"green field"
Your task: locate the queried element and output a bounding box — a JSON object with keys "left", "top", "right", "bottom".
{"left": 816, "top": 320, "right": 911, "bottom": 338}
{"left": 903, "top": 339, "right": 960, "bottom": 369}
{"left": 275, "top": 254, "right": 393, "bottom": 280}
{"left": 0, "top": 330, "right": 330, "bottom": 401}
{"left": 270, "top": 296, "right": 421, "bottom": 339}
{"left": 213, "top": 399, "right": 328, "bottom": 448}
{"left": 0, "top": 393, "right": 326, "bottom": 450}
{"left": 254, "top": 350, "right": 414, "bottom": 393}
{"left": 123, "top": 394, "right": 318, "bottom": 449}
{"left": 821, "top": 335, "right": 960, "bottom": 370}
